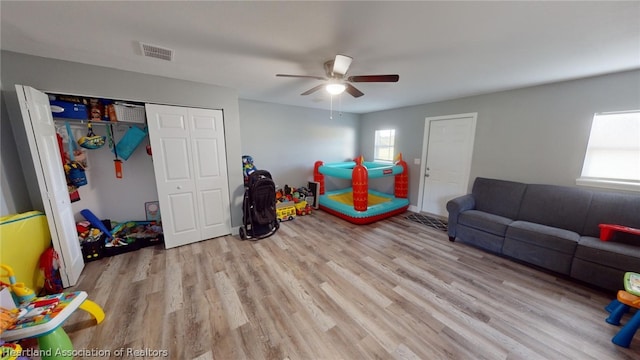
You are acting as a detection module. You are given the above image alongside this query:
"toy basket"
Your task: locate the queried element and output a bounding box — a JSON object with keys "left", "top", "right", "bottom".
{"left": 114, "top": 103, "right": 146, "bottom": 123}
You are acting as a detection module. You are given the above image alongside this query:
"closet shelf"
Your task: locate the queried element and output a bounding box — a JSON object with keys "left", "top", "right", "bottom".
{"left": 54, "top": 118, "right": 145, "bottom": 127}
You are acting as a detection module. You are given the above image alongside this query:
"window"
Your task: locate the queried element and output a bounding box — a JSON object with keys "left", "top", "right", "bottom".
{"left": 374, "top": 129, "right": 395, "bottom": 162}
{"left": 577, "top": 111, "right": 640, "bottom": 191}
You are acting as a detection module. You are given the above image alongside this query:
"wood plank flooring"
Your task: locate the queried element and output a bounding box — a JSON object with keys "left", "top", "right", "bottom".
{"left": 62, "top": 211, "right": 640, "bottom": 359}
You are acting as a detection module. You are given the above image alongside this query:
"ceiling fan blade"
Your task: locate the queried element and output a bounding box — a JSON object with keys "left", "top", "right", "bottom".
{"left": 332, "top": 54, "right": 353, "bottom": 76}
{"left": 345, "top": 84, "right": 364, "bottom": 98}
{"left": 276, "top": 74, "right": 326, "bottom": 81}
{"left": 347, "top": 74, "right": 399, "bottom": 83}
{"left": 301, "top": 84, "right": 325, "bottom": 96}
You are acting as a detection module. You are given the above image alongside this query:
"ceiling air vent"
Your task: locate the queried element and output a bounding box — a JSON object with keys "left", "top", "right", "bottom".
{"left": 139, "top": 42, "right": 174, "bottom": 61}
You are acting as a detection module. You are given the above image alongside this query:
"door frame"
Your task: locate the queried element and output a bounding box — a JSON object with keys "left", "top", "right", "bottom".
{"left": 417, "top": 112, "right": 477, "bottom": 214}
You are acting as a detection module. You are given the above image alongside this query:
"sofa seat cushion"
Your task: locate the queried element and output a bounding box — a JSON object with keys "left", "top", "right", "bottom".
{"left": 505, "top": 221, "right": 580, "bottom": 254}
{"left": 456, "top": 225, "right": 506, "bottom": 254}
{"left": 503, "top": 221, "right": 579, "bottom": 275}
{"left": 570, "top": 258, "right": 627, "bottom": 292}
{"left": 574, "top": 236, "right": 640, "bottom": 272}
{"left": 458, "top": 210, "right": 513, "bottom": 237}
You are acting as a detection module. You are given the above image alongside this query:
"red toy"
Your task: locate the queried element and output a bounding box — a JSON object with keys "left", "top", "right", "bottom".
{"left": 39, "top": 248, "right": 63, "bottom": 295}
{"left": 599, "top": 224, "right": 640, "bottom": 241}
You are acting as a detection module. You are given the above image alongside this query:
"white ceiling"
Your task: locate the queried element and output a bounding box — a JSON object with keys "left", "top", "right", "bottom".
{"left": 2, "top": 1, "right": 639, "bottom": 114}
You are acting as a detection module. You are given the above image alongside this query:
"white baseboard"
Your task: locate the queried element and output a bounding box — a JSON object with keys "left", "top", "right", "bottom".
{"left": 406, "top": 206, "right": 449, "bottom": 220}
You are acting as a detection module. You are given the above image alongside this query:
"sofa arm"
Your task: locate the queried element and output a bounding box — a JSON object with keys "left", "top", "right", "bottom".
{"left": 446, "top": 194, "right": 475, "bottom": 240}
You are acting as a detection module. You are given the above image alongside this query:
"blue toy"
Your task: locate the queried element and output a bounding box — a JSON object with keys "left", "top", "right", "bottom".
{"left": 242, "top": 155, "right": 257, "bottom": 183}
{"left": 80, "top": 209, "right": 113, "bottom": 239}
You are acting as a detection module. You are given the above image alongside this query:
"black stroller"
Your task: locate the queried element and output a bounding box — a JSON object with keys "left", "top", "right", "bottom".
{"left": 239, "top": 170, "right": 279, "bottom": 240}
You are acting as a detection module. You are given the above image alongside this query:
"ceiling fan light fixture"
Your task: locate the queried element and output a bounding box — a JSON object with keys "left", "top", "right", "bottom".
{"left": 326, "top": 83, "right": 346, "bottom": 95}
{"left": 277, "top": 54, "right": 398, "bottom": 98}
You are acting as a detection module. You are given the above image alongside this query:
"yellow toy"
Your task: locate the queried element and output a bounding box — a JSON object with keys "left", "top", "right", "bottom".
{"left": 276, "top": 203, "right": 296, "bottom": 222}
{"left": 0, "top": 342, "right": 22, "bottom": 360}
{"left": 294, "top": 200, "right": 312, "bottom": 216}
{"left": 0, "top": 265, "right": 35, "bottom": 306}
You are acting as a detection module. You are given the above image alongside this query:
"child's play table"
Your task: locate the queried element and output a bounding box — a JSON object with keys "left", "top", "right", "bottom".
{"left": 1, "top": 291, "right": 104, "bottom": 360}
{"left": 624, "top": 272, "right": 640, "bottom": 297}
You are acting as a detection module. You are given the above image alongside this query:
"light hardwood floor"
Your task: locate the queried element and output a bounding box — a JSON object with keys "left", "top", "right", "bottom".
{"left": 63, "top": 211, "right": 640, "bottom": 359}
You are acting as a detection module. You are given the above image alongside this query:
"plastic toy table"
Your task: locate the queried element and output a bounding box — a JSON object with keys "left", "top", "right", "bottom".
{"left": 1, "top": 291, "right": 104, "bottom": 360}
{"left": 624, "top": 272, "right": 640, "bottom": 297}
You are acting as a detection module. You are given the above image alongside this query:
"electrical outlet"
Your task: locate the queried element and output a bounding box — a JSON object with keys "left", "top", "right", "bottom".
{"left": 414, "top": 158, "right": 421, "bottom": 165}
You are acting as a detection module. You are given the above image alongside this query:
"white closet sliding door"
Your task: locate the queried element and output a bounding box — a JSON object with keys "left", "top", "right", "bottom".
{"left": 145, "top": 104, "right": 231, "bottom": 248}
{"left": 16, "top": 85, "right": 84, "bottom": 287}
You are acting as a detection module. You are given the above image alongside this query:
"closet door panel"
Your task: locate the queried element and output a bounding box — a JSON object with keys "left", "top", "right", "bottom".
{"left": 194, "top": 138, "right": 220, "bottom": 177}
{"left": 168, "top": 193, "right": 198, "bottom": 234}
{"left": 160, "top": 138, "right": 192, "bottom": 181}
{"left": 146, "top": 104, "right": 199, "bottom": 248}
{"left": 189, "top": 108, "right": 231, "bottom": 240}
{"left": 16, "top": 85, "right": 84, "bottom": 286}
{"left": 201, "top": 189, "right": 225, "bottom": 227}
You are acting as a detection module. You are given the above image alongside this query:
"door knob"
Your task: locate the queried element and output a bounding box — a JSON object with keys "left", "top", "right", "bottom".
{"left": 177, "top": 185, "right": 182, "bottom": 189}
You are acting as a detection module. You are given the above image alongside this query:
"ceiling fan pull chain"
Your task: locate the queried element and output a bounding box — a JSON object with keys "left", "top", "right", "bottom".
{"left": 330, "top": 95, "right": 334, "bottom": 120}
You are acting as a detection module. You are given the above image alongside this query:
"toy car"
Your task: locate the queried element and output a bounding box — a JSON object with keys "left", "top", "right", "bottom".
{"left": 294, "top": 200, "right": 312, "bottom": 216}
{"left": 276, "top": 203, "right": 296, "bottom": 222}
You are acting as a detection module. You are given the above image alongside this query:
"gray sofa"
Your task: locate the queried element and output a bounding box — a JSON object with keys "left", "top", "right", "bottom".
{"left": 446, "top": 177, "right": 640, "bottom": 292}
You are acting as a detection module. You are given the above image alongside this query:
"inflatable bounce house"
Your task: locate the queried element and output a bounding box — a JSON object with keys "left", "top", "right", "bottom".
{"left": 313, "top": 154, "right": 409, "bottom": 224}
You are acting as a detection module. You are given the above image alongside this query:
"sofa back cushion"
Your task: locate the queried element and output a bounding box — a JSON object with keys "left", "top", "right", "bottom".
{"left": 472, "top": 177, "right": 527, "bottom": 219}
{"left": 582, "top": 192, "right": 640, "bottom": 238}
{"left": 517, "top": 184, "right": 592, "bottom": 234}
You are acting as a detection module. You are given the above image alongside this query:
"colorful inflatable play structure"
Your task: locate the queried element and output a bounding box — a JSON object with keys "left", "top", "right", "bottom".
{"left": 313, "top": 154, "right": 409, "bottom": 224}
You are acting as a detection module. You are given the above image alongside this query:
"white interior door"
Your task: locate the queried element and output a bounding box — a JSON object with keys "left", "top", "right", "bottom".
{"left": 420, "top": 113, "right": 477, "bottom": 217}
{"left": 146, "top": 104, "right": 231, "bottom": 248}
{"left": 16, "top": 85, "right": 84, "bottom": 287}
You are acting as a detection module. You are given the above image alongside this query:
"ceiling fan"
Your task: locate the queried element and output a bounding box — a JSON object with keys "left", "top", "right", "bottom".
{"left": 276, "top": 55, "right": 399, "bottom": 98}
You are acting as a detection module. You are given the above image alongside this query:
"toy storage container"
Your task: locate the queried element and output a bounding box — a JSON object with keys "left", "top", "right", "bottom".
{"left": 113, "top": 103, "right": 146, "bottom": 123}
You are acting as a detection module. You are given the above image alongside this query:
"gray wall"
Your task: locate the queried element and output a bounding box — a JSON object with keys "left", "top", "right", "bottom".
{"left": 360, "top": 69, "right": 640, "bottom": 207}
{"left": 1, "top": 91, "right": 31, "bottom": 215}
{"left": 239, "top": 99, "right": 359, "bottom": 191}
{"left": 62, "top": 122, "right": 159, "bottom": 223}
{"left": 3, "top": 50, "right": 638, "bottom": 222}
{"left": 1, "top": 50, "right": 245, "bottom": 227}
